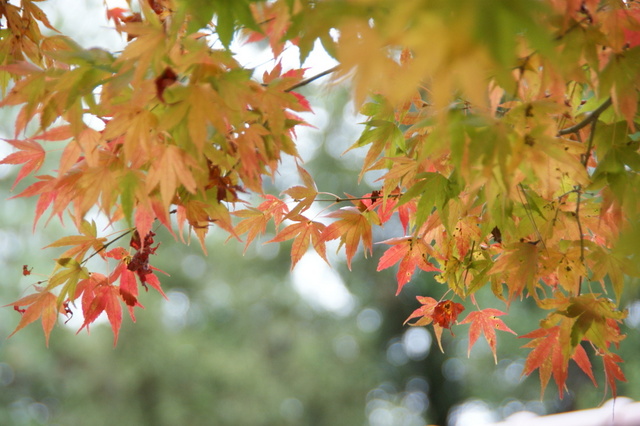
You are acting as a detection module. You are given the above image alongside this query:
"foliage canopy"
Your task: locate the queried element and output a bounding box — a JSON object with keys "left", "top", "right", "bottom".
{"left": 1, "top": 0, "right": 639, "bottom": 399}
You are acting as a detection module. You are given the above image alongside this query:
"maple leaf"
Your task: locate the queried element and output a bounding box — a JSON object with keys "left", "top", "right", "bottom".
{"left": 290, "top": 91, "right": 312, "bottom": 112}
{"left": 602, "top": 352, "right": 626, "bottom": 398}
{"left": 376, "top": 237, "right": 440, "bottom": 295}
{"left": 283, "top": 164, "right": 317, "bottom": 218}
{"left": 564, "top": 295, "right": 627, "bottom": 350}
{"left": 0, "top": 139, "right": 45, "bottom": 189}
{"left": 177, "top": 199, "right": 238, "bottom": 252}
{"left": 489, "top": 241, "right": 540, "bottom": 301}
{"left": 138, "top": 269, "right": 168, "bottom": 300}
{"left": 322, "top": 207, "right": 379, "bottom": 270}
{"left": 6, "top": 290, "right": 59, "bottom": 346}
{"left": 146, "top": 144, "right": 198, "bottom": 209}
{"left": 155, "top": 67, "right": 178, "bottom": 103}
{"left": 432, "top": 300, "right": 465, "bottom": 329}
{"left": 76, "top": 274, "right": 123, "bottom": 346}
{"left": 268, "top": 217, "right": 327, "bottom": 269}
{"left": 520, "top": 316, "right": 598, "bottom": 399}
{"left": 459, "top": 308, "right": 517, "bottom": 363}
{"left": 233, "top": 208, "right": 272, "bottom": 251}
{"left": 105, "top": 255, "right": 143, "bottom": 320}
{"left": 404, "top": 296, "right": 438, "bottom": 326}
{"left": 404, "top": 296, "right": 460, "bottom": 352}
{"left": 46, "top": 257, "right": 90, "bottom": 306}
{"left": 106, "top": 7, "right": 129, "bottom": 25}
{"left": 360, "top": 189, "right": 404, "bottom": 225}
{"left": 234, "top": 195, "right": 289, "bottom": 252}
{"left": 44, "top": 220, "right": 107, "bottom": 262}
{"left": 246, "top": 1, "right": 291, "bottom": 56}
{"left": 521, "top": 325, "right": 569, "bottom": 398}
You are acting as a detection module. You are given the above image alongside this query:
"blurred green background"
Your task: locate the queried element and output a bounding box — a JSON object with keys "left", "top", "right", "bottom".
{"left": 0, "top": 1, "right": 639, "bottom": 425}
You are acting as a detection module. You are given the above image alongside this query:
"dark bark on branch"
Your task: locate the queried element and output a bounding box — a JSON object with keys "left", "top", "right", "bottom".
{"left": 557, "top": 97, "right": 612, "bottom": 136}
{"left": 284, "top": 65, "right": 340, "bottom": 92}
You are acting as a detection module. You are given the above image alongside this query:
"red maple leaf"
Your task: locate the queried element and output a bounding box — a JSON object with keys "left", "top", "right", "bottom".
{"left": 602, "top": 352, "right": 626, "bottom": 398}
{"left": 433, "top": 300, "right": 465, "bottom": 329}
{"left": 404, "top": 296, "right": 463, "bottom": 351}
{"left": 76, "top": 273, "right": 123, "bottom": 346}
{"left": 404, "top": 298, "right": 464, "bottom": 329}
{"left": 459, "top": 308, "right": 517, "bottom": 363}
{"left": 520, "top": 321, "right": 597, "bottom": 399}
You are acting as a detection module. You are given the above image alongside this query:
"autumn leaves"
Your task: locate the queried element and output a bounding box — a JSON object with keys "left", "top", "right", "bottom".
{"left": 1, "top": 0, "right": 638, "bottom": 400}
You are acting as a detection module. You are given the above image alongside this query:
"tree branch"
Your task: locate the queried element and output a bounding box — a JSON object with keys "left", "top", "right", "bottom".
{"left": 284, "top": 65, "right": 340, "bottom": 92}
{"left": 557, "top": 97, "right": 612, "bottom": 136}
{"left": 313, "top": 193, "right": 402, "bottom": 203}
{"left": 574, "top": 118, "right": 599, "bottom": 295}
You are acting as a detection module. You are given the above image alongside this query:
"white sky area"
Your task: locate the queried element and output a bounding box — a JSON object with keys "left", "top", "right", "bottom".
{"left": 291, "top": 253, "right": 355, "bottom": 316}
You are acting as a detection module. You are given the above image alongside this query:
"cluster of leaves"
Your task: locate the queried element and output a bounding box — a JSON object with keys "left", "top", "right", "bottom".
{"left": 1, "top": 0, "right": 639, "bottom": 399}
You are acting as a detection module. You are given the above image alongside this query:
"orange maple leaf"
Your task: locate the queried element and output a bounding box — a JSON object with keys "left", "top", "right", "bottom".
{"left": 521, "top": 325, "right": 569, "bottom": 398}
{"left": 322, "top": 207, "right": 378, "bottom": 270}
{"left": 284, "top": 164, "right": 317, "bottom": 218}
{"left": 404, "top": 296, "right": 438, "bottom": 326}
{"left": 377, "top": 237, "right": 440, "bottom": 295}
{"left": 234, "top": 195, "right": 289, "bottom": 252}
{"left": 489, "top": 241, "right": 540, "bottom": 301}
{"left": 268, "top": 216, "right": 327, "bottom": 269}
{"left": 6, "top": 290, "right": 59, "bottom": 346}
{"left": 44, "top": 220, "right": 107, "bottom": 261}
{"left": 0, "top": 139, "right": 45, "bottom": 189}
{"left": 146, "top": 144, "right": 198, "bottom": 208}
{"left": 459, "top": 308, "right": 517, "bottom": 363}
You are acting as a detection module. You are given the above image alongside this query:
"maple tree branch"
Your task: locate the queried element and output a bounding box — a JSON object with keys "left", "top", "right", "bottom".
{"left": 574, "top": 119, "right": 599, "bottom": 295}
{"left": 575, "top": 186, "right": 585, "bottom": 295}
{"left": 313, "top": 194, "right": 402, "bottom": 203}
{"left": 557, "top": 97, "right": 612, "bottom": 136}
{"left": 581, "top": 117, "right": 598, "bottom": 167}
{"left": 82, "top": 228, "right": 134, "bottom": 265}
{"left": 284, "top": 65, "right": 340, "bottom": 92}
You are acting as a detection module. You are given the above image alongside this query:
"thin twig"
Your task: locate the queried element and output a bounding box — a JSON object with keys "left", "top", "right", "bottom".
{"left": 573, "top": 119, "right": 599, "bottom": 295}
{"left": 557, "top": 97, "right": 612, "bottom": 136}
{"left": 312, "top": 193, "right": 403, "bottom": 203}
{"left": 575, "top": 186, "right": 585, "bottom": 295}
{"left": 82, "top": 228, "right": 134, "bottom": 265}
{"left": 284, "top": 65, "right": 340, "bottom": 92}
{"left": 581, "top": 117, "right": 598, "bottom": 167}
